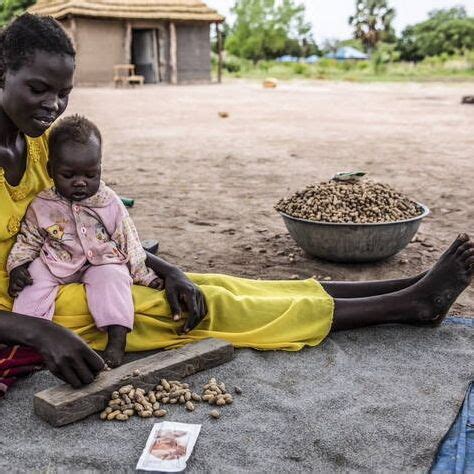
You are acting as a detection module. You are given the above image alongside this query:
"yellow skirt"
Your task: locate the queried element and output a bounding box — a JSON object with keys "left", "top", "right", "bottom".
{"left": 0, "top": 272, "right": 334, "bottom": 352}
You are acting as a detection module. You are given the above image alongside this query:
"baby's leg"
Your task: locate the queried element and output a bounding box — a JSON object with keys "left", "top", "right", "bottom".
{"left": 12, "top": 259, "right": 62, "bottom": 319}
{"left": 81, "top": 264, "right": 134, "bottom": 367}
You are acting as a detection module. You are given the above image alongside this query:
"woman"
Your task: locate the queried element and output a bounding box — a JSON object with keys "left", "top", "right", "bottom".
{"left": 1, "top": 14, "right": 472, "bottom": 390}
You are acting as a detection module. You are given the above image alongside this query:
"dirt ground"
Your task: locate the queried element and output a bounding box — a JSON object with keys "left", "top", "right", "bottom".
{"left": 68, "top": 80, "right": 474, "bottom": 314}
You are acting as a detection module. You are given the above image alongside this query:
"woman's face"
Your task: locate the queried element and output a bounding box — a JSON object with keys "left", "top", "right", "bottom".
{"left": 1, "top": 50, "right": 74, "bottom": 137}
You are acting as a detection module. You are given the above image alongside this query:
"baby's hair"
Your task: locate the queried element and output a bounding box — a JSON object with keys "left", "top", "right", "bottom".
{"left": 0, "top": 13, "right": 75, "bottom": 87}
{"left": 49, "top": 114, "right": 102, "bottom": 161}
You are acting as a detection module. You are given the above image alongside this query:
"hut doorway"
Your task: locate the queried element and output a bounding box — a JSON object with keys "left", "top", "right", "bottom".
{"left": 131, "top": 29, "right": 161, "bottom": 83}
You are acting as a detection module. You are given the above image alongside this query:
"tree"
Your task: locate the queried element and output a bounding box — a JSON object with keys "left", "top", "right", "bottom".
{"left": 225, "top": 0, "right": 317, "bottom": 62}
{"left": 348, "top": 0, "right": 396, "bottom": 52}
{"left": 397, "top": 7, "right": 474, "bottom": 61}
{"left": 0, "top": 0, "right": 35, "bottom": 26}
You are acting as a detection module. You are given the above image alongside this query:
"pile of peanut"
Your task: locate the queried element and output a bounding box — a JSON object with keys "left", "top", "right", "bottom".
{"left": 275, "top": 180, "right": 423, "bottom": 224}
{"left": 100, "top": 377, "right": 240, "bottom": 421}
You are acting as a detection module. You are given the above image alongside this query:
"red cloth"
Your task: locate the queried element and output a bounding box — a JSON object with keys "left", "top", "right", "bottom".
{"left": 0, "top": 346, "right": 44, "bottom": 398}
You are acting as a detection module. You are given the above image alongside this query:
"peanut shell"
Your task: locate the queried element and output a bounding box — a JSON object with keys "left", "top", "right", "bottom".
{"left": 107, "top": 410, "right": 121, "bottom": 420}
{"left": 118, "top": 385, "right": 133, "bottom": 395}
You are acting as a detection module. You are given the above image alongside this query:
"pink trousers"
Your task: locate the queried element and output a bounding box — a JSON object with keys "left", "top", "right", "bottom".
{"left": 12, "top": 258, "right": 134, "bottom": 331}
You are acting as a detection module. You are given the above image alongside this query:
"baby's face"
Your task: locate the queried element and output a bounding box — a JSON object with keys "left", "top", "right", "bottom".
{"left": 49, "top": 134, "right": 102, "bottom": 201}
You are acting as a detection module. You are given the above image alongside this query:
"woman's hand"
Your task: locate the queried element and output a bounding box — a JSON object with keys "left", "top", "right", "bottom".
{"left": 36, "top": 321, "right": 105, "bottom": 388}
{"left": 8, "top": 263, "right": 33, "bottom": 297}
{"left": 0, "top": 311, "right": 105, "bottom": 388}
{"left": 165, "top": 269, "right": 207, "bottom": 334}
{"left": 144, "top": 252, "right": 208, "bottom": 334}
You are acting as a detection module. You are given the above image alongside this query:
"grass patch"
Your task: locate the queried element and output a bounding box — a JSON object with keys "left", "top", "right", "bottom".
{"left": 212, "top": 53, "right": 474, "bottom": 83}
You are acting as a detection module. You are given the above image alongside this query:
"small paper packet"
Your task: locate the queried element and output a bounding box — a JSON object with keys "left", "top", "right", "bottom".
{"left": 136, "top": 421, "right": 201, "bottom": 472}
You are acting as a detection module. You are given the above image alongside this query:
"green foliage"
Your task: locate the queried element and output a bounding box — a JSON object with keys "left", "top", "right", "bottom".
{"left": 349, "top": 0, "right": 396, "bottom": 51}
{"left": 398, "top": 7, "right": 474, "bottom": 61}
{"left": 371, "top": 51, "right": 386, "bottom": 73}
{"left": 375, "top": 42, "right": 400, "bottom": 62}
{"left": 226, "top": 0, "right": 319, "bottom": 62}
{"left": 292, "top": 62, "right": 308, "bottom": 75}
{"left": 0, "top": 0, "right": 35, "bottom": 26}
{"left": 223, "top": 55, "right": 242, "bottom": 73}
{"left": 337, "top": 38, "right": 365, "bottom": 51}
{"left": 213, "top": 51, "right": 474, "bottom": 83}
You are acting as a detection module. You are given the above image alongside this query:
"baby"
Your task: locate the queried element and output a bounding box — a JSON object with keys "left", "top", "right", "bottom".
{"left": 7, "top": 115, "right": 162, "bottom": 368}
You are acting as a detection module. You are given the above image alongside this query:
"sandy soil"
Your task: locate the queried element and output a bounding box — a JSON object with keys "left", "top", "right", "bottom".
{"left": 68, "top": 80, "right": 474, "bottom": 314}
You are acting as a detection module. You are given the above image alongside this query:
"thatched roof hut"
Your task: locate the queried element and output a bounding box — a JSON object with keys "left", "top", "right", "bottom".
{"left": 29, "top": 0, "right": 224, "bottom": 85}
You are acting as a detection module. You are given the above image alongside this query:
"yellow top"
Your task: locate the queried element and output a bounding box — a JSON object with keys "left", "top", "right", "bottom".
{"left": 0, "top": 135, "right": 52, "bottom": 272}
{"left": 0, "top": 134, "right": 334, "bottom": 351}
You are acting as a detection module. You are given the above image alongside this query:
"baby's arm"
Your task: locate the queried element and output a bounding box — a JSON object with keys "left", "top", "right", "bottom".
{"left": 112, "top": 206, "right": 162, "bottom": 288}
{"left": 7, "top": 206, "right": 45, "bottom": 297}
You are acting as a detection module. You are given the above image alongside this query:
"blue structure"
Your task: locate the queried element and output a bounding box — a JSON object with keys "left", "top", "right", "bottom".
{"left": 304, "top": 55, "right": 320, "bottom": 64}
{"left": 325, "top": 46, "right": 368, "bottom": 60}
{"left": 275, "top": 55, "right": 300, "bottom": 63}
{"left": 276, "top": 55, "right": 320, "bottom": 64}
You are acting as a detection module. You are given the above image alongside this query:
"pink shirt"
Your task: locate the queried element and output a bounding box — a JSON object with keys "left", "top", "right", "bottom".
{"left": 7, "top": 182, "right": 159, "bottom": 287}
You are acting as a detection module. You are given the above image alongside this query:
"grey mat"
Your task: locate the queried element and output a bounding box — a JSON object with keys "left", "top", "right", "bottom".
{"left": 1, "top": 321, "right": 473, "bottom": 473}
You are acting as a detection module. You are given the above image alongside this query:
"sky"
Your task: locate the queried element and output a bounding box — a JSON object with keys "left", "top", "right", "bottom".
{"left": 206, "top": 0, "right": 474, "bottom": 42}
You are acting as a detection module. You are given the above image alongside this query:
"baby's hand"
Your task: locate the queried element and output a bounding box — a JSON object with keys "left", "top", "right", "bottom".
{"left": 8, "top": 263, "right": 33, "bottom": 298}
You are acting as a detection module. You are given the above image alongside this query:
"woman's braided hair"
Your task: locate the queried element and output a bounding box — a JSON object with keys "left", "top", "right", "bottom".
{"left": 0, "top": 13, "right": 75, "bottom": 87}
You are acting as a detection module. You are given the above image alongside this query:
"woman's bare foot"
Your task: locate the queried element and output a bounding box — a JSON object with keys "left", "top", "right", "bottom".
{"left": 410, "top": 234, "right": 473, "bottom": 326}
{"left": 103, "top": 325, "right": 128, "bottom": 368}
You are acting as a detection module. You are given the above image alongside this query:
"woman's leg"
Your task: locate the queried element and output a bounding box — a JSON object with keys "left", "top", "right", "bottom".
{"left": 331, "top": 234, "right": 474, "bottom": 331}
{"left": 320, "top": 272, "right": 427, "bottom": 299}
{"left": 320, "top": 234, "right": 471, "bottom": 299}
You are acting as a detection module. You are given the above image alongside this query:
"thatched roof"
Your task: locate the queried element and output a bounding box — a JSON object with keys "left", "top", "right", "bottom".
{"left": 29, "top": 0, "right": 224, "bottom": 22}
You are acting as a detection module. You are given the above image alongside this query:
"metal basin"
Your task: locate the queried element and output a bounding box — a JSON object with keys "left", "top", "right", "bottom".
{"left": 279, "top": 203, "right": 430, "bottom": 263}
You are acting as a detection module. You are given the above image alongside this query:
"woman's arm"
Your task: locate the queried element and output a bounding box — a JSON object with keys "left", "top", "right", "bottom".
{"left": 0, "top": 309, "right": 104, "bottom": 387}
{"left": 145, "top": 252, "right": 207, "bottom": 333}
